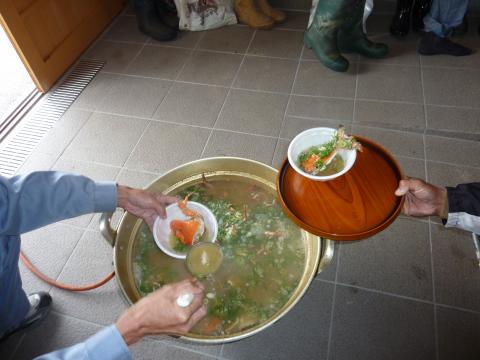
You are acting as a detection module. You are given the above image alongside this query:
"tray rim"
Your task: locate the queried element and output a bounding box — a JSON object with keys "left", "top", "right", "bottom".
{"left": 277, "top": 136, "right": 406, "bottom": 241}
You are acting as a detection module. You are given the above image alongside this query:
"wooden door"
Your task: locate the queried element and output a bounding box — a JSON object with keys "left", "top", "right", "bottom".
{"left": 0, "top": 0, "right": 125, "bottom": 93}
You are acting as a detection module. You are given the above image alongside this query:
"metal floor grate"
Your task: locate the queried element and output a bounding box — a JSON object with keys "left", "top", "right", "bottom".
{"left": 0, "top": 59, "right": 105, "bottom": 176}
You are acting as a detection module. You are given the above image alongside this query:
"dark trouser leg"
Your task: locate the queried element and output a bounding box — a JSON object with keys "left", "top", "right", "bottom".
{"left": 0, "top": 249, "right": 30, "bottom": 337}
{"left": 412, "top": 0, "right": 432, "bottom": 32}
{"left": 390, "top": 0, "right": 414, "bottom": 37}
{"left": 0, "top": 238, "right": 52, "bottom": 342}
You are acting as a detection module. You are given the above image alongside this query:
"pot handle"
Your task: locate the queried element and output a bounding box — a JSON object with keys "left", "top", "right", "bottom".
{"left": 317, "top": 239, "right": 334, "bottom": 276}
{"left": 100, "top": 212, "right": 117, "bottom": 247}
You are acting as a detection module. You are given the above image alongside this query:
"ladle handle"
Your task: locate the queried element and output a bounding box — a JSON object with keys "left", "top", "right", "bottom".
{"left": 100, "top": 212, "right": 117, "bottom": 247}
{"left": 316, "top": 238, "right": 334, "bottom": 276}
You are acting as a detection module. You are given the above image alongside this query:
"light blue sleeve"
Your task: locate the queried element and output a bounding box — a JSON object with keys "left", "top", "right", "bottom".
{"left": 34, "top": 324, "right": 132, "bottom": 360}
{"left": 0, "top": 171, "right": 117, "bottom": 236}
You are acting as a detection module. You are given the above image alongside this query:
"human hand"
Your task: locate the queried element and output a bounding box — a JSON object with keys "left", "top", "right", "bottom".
{"left": 115, "top": 278, "right": 207, "bottom": 346}
{"left": 395, "top": 178, "right": 448, "bottom": 218}
{"left": 117, "top": 185, "right": 179, "bottom": 228}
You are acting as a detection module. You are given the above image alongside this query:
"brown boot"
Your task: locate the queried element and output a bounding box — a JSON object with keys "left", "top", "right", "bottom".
{"left": 255, "top": 0, "right": 286, "bottom": 24}
{"left": 235, "top": 0, "right": 274, "bottom": 29}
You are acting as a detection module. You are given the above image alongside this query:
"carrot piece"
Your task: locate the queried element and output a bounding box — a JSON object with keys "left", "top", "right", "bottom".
{"left": 302, "top": 154, "right": 319, "bottom": 174}
{"left": 200, "top": 316, "right": 223, "bottom": 334}
{"left": 170, "top": 219, "right": 200, "bottom": 245}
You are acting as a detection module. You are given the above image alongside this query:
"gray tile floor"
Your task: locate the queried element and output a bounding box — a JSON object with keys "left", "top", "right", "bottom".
{"left": 1, "top": 7, "right": 480, "bottom": 360}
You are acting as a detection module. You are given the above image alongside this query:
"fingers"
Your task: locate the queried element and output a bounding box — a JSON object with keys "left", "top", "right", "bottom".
{"left": 395, "top": 178, "right": 425, "bottom": 196}
{"left": 395, "top": 179, "right": 410, "bottom": 196}
{"left": 175, "top": 278, "right": 205, "bottom": 295}
{"left": 151, "top": 193, "right": 179, "bottom": 219}
{"left": 144, "top": 215, "right": 156, "bottom": 230}
{"left": 160, "top": 194, "right": 180, "bottom": 205}
{"left": 187, "top": 305, "right": 208, "bottom": 329}
{"left": 146, "top": 194, "right": 165, "bottom": 218}
{"left": 186, "top": 291, "right": 204, "bottom": 314}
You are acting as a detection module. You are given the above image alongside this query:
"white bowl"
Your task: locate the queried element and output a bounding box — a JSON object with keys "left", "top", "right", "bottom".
{"left": 287, "top": 127, "right": 357, "bottom": 182}
{"left": 153, "top": 201, "right": 218, "bottom": 259}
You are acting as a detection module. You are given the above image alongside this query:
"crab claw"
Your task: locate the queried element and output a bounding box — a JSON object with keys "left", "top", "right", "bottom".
{"left": 178, "top": 195, "right": 199, "bottom": 217}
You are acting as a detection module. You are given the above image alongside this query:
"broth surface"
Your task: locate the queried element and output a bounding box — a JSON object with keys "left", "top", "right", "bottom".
{"left": 132, "top": 177, "right": 305, "bottom": 336}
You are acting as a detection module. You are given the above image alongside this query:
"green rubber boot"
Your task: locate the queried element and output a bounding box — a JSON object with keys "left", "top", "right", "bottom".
{"left": 338, "top": 0, "right": 389, "bottom": 58}
{"left": 304, "top": 0, "right": 349, "bottom": 72}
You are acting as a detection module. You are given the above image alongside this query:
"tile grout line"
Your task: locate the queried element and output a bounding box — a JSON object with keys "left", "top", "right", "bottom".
{"left": 326, "top": 243, "right": 341, "bottom": 360}
{"left": 47, "top": 123, "right": 480, "bottom": 172}
{"left": 149, "top": 31, "right": 204, "bottom": 118}
{"left": 97, "top": 38, "right": 480, "bottom": 72}
{"left": 119, "top": 32, "right": 205, "bottom": 171}
{"left": 116, "top": 120, "right": 152, "bottom": 173}
{"left": 420, "top": 52, "right": 439, "bottom": 360}
{"left": 117, "top": 32, "right": 149, "bottom": 74}
{"left": 49, "top": 111, "right": 96, "bottom": 172}
{"left": 49, "top": 228, "right": 93, "bottom": 288}
{"left": 428, "top": 221, "right": 440, "bottom": 360}
{"left": 352, "top": 55, "right": 360, "bottom": 125}
{"left": 316, "top": 277, "right": 480, "bottom": 315}
{"left": 81, "top": 32, "right": 149, "bottom": 122}
{"left": 97, "top": 69, "right": 480, "bottom": 112}
{"left": 434, "top": 302, "right": 480, "bottom": 315}
{"left": 270, "top": 45, "right": 305, "bottom": 166}
{"left": 200, "top": 29, "right": 257, "bottom": 158}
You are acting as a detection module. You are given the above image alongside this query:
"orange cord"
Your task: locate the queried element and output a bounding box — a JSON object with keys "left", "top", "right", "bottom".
{"left": 20, "top": 250, "right": 115, "bottom": 291}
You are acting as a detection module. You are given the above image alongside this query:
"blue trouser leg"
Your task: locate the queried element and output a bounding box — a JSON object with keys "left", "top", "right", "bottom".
{"left": 423, "top": 0, "right": 469, "bottom": 37}
{"left": 0, "top": 237, "right": 30, "bottom": 336}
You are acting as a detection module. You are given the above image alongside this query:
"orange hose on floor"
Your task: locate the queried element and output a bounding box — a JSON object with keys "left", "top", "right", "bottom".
{"left": 20, "top": 250, "right": 115, "bottom": 291}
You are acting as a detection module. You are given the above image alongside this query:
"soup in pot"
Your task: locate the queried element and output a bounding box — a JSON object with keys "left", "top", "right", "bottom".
{"left": 132, "top": 177, "right": 306, "bottom": 336}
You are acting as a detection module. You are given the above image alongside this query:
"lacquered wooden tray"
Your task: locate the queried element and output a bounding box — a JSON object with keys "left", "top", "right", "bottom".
{"left": 277, "top": 136, "right": 405, "bottom": 241}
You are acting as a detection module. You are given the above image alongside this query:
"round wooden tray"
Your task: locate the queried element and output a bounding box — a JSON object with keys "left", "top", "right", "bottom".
{"left": 277, "top": 136, "right": 405, "bottom": 241}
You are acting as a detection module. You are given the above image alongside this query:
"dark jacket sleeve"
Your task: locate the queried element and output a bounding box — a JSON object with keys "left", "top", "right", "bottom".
{"left": 445, "top": 183, "right": 480, "bottom": 234}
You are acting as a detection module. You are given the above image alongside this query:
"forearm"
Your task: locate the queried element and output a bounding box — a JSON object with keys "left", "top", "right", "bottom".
{"left": 0, "top": 171, "right": 117, "bottom": 235}
{"left": 115, "top": 306, "right": 146, "bottom": 346}
{"left": 116, "top": 185, "right": 133, "bottom": 210}
{"left": 444, "top": 183, "right": 480, "bottom": 234}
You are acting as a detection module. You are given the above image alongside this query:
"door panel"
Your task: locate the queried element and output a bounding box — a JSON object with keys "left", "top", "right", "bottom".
{"left": 0, "top": 0, "right": 125, "bottom": 92}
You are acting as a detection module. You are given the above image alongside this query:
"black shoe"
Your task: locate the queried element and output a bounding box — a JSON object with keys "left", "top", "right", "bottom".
{"left": 155, "top": 0, "right": 180, "bottom": 30}
{"left": 418, "top": 32, "right": 473, "bottom": 56}
{"left": 0, "top": 292, "right": 52, "bottom": 343}
{"left": 390, "top": 0, "right": 413, "bottom": 37}
{"left": 452, "top": 16, "right": 468, "bottom": 37}
{"left": 134, "top": 0, "right": 177, "bottom": 41}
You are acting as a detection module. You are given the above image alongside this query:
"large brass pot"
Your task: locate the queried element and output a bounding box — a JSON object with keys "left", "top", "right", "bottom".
{"left": 100, "top": 157, "right": 334, "bottom": 344}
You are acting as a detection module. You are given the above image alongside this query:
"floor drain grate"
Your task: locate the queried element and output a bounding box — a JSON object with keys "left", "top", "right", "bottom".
{"left": 0, "top": 59, "right": 104, "bottom": 176}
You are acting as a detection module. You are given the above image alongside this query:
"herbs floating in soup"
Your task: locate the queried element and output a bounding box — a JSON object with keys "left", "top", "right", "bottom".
{"left": 297, "top": 126, "right": 361, "bottom": 175}
{"left": 132, "top": 178, "right": 305, "bottom": 336}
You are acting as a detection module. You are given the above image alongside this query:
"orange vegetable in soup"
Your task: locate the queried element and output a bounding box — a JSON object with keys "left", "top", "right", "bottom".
{"left": 170, "top": 218, "right": 201, "bottom": 246}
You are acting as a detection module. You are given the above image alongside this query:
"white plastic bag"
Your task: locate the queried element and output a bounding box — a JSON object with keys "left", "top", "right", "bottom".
{"left": 174, "top": 0, "right": 237, "bottom": 31}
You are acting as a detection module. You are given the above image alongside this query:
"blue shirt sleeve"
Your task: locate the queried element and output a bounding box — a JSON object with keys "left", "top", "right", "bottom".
{"left": 34, "top": 324, "right": 132, "bottom": 360}
{"left": 0, "top": 171, "right": 117, "bottom": 235}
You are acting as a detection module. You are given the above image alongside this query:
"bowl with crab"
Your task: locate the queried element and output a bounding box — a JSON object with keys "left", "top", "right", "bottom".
{"left": 287, "top": 126, "right": 362, "bottom": 181}
{"left": 153, "top": 197, "right": 218, "bottom": 259}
